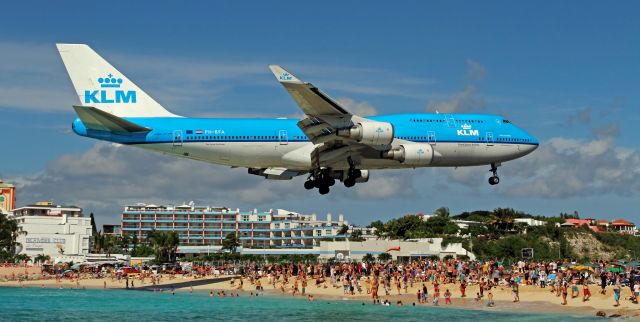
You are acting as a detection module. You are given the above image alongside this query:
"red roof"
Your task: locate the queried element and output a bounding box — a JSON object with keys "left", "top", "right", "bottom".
{"left": 610, "top": 219, "right": 635, "bottom": 226}
{"left": 598, "top": 220, "right": 608, "bottom": 225}
{"left": 565, "top": 219, "right": 591, "bottom": 226}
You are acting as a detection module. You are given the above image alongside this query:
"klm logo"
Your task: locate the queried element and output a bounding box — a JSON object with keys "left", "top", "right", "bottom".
{"left": 457, "top": 123, "right": 479, "bottom": 136}
{"left": 279, "top": 72, "right": 293, "bottom": 81}
{"left": 84, "top": 74, "right": 137, "bottom": 104}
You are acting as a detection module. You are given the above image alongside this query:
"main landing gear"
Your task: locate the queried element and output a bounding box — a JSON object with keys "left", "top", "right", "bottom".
{"left": 304, "top": 170, "right": 335, "bottom": 195}
{"left": 488, "top": 162, "right": 500, "bottom": 185}
{"left": 343, "top": 156, "right": 362, "bottom": 188}
{"left": 303, "top": 158, "right": 363, "bottom": 194}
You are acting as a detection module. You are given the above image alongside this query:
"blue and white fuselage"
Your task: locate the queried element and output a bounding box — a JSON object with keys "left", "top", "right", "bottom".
{"left": 72, "top": 113, "right": 538, "bottom": 169}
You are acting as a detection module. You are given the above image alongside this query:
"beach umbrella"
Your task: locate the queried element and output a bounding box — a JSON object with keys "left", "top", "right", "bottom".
{"left": 605, "top": 267, "right": 624, "bottom": 273}
{"left": 572, "top": 265, "right": 594, "bottom": 272}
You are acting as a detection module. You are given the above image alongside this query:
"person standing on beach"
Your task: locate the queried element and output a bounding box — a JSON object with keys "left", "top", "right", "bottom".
{"left": 460, "top": 280, "right": 467, "bottom": 298}
{"left": 582, "top": 281, "right": 591, "bottom": 302}
{"left": 444, "top": 289, "right": 452, "bottom": 305}
{"left": 487, "top": 292, "right": 495, "bottom": 307}
{"left": 561, "top": 283, "right": 568, "bottom": 305}
{"left": 512, "top": 281, "right": 520, "bottom": 303}
{"left": 613, "top": 283, "right": 621, "bottom": 307}
{"left": 599, "top": 271, "right": 607, "bottom": 295}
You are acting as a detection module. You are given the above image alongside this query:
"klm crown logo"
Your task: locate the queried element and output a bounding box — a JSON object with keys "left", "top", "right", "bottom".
{"left": 279, "top": 72, "right": 293, "bottom": 81}
{"left": 84, "top": 73, "right": 137, "bottom": 104}
{"left": 98, "top": 74, "right": 123, "bottom": 88}
{"left": 461, "top": 124, "right": 472, "bottom": 130}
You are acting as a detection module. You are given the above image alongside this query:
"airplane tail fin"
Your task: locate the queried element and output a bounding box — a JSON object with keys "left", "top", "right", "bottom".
{"left": 56, "top": 43, "right": 178, "bottom": 118}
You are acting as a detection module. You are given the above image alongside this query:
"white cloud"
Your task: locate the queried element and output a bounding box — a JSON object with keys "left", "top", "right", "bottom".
{"left": 497, "top": 136, "right": 640, "bottom": 198}
{"left": 336, "top": 97, "right": 378, "bottom": 116}
{"left": 353, "top": 170, "right": 416, "bottom": 199}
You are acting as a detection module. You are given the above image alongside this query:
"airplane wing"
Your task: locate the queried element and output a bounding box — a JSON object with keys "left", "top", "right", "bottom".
{"left": 268, "top": 65, "right": 395, "bottom": 170}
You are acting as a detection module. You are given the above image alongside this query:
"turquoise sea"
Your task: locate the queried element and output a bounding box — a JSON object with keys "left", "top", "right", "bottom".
{"left": 0, "top": 287, "right": 604, "bottom": 322}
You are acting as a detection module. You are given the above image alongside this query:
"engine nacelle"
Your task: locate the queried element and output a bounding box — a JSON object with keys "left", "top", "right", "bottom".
{"left": 355, "top": 169, "right": 370, "bottom": 183}
{"left": 338, "top": 121, "right": 394, "bottom": 146}
{"left": 382, "top": 144, "right": 434, "bottom": 166}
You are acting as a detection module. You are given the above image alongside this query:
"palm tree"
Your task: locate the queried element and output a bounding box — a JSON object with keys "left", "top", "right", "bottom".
{"left": 34, "top": 254, "right": 51, "bottom": 265}
{"left": 14, "top": 253, "right": 30, "bottom": 263}
{"left": 377, "top": 252, "right": 392, "bottom": 262}
{"left": 221, "top": 233, "right": 240, "bottom": 253}
{"left": 147, "top": 230, "right": 180, "bottom": 262}
{"left": 362, "top": 253, "right": 375, "bottom": 263}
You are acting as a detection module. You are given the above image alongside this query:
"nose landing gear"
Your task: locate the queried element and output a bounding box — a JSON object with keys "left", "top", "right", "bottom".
{"left": 488, "top": 163, "right": 500, "bottom": 185}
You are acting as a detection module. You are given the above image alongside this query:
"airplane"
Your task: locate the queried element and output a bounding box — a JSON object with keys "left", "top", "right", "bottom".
{"left": 56, "top": 44, "right": 539, "bottom": 195}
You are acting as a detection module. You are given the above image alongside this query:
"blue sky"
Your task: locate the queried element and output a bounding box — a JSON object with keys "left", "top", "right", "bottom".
{"left": 1, "top": 1, "right": 639, "bottom": 226}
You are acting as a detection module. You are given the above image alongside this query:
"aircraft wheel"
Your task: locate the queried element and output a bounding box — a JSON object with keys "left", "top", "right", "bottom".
{"left": 319, "top": 186, "right": 330, "bottom": 195}
{"left": 325, "top": 176, "right": 336, "bottom": 187}
{"left": 488, "top": 176, "right": 500, "bottom": 185}
{"left": 304, "top": 180, "right": 315, "bottom": 190}
{"left": 344, "top": 178, "right": 356, "bottom": 188}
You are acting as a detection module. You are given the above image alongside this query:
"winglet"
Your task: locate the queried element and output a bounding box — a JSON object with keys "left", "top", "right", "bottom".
{"left": 268, "top": 65, "right": 304, "bottom": 84}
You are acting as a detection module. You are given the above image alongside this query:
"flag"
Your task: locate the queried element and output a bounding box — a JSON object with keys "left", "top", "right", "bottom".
{"left": 196, "top": 130, "right": 203, "bottom": 134}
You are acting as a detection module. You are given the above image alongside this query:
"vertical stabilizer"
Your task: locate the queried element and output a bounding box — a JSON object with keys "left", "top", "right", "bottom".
{"left": 56, "top": 43, "right": 178, "bottom": 118}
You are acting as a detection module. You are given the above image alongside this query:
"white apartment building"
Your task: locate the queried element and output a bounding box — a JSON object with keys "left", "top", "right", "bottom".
{"left": 11, "top": 202, "right": 92, "bottom": 258}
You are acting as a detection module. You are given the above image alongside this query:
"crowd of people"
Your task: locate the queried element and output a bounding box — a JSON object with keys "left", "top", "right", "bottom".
{"left": 229, "top": 258, "right": 639, "bottom": 307}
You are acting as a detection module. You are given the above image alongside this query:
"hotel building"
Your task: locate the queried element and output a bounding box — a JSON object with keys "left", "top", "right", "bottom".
{"left": 11, "top": 202, "right": 92, "bottom": 257}
{"left": 121, "top": 203, "right": 349, "bottom": 251}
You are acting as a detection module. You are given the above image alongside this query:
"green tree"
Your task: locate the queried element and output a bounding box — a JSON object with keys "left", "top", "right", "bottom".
{"left": 362, "top": 253, "right": 375, "bottom": 263}
{"left": 337, "top": 224, "right": 349, "bottom": 235}
{"left": 147, "top": 230, "right": 180, "bottom": 262}
{"left": 34, "top": 254, "right": 51, "bottom": 264}
{"left": 14, "top": 253, "right": 30, "bottom": 263}
{"left": 221, "top": 233, "right": 240, "bottom": 254}
{"left": 89, "top": 212, "right": 98, "bottom": 236}
{"left": 377, "top": 252, "right": 392, "bottom": 262}
{"left": 434, "top": 207, "right": 450, "bottom": 218}
{"left": 349, "top": 229, "right": 365, "bottom": 241}
{"left": 0, "top": 213, "right": 25, "bottom": 258}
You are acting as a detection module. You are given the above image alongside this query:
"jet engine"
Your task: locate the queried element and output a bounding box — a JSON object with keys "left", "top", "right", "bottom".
{"left": 382, "top": 144, "right": 434, "bottom": 166}
{"left": 338, "top": 121, "right": 394, "bottom": 145}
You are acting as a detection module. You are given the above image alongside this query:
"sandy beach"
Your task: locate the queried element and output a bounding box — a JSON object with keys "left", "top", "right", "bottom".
{"left": 2, "top": 274, "right": 637, "bottom": 319}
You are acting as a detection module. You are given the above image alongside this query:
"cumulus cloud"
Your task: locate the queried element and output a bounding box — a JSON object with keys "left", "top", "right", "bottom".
{"left": 12, "top": 143, "right": 309, "bottom": 222}
{"left": 336, "top": 97, "right": 378, "bottom": 116}
{"left": 11, "top": 142, "right": 421, "bottom": 223}
{"left": 353, "top": 170, "right": 417, "bottom": 199}
{"left": 498, "top": 136, "right": 640, "bottom": 198}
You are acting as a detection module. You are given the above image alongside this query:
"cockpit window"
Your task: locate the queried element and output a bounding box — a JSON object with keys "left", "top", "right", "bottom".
{"left": 503, "top": 119, "right": 511, "bottom": 124}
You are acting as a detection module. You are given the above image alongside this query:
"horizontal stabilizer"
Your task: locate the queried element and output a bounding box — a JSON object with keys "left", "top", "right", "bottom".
{"left": 73, "top": 105, "right": 151, "bottom": 133}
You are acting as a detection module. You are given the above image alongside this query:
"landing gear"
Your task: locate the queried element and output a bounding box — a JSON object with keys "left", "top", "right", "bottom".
{"left": 304, "top": 169, "right": 335, "bottom": 194}
{"left": 344, "top": 157, "right": 361, "bottom": 188}
{"left": 488, "top": 163, "right": 500, "bottom": 185}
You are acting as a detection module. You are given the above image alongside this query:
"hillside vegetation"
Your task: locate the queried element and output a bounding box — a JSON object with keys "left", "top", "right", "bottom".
{"left": 366, "top": 207, "right": 639, "bottom": 261}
